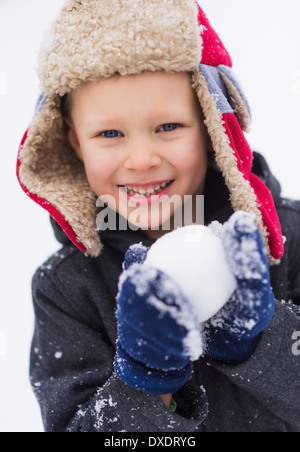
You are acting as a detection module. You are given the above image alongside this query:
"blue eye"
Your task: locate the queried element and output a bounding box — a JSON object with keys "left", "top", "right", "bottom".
{"left": 100, "top": 130, "right": 122, "bottom": 138}
{"left": 159, "top": 123, "right": 180, "bottom": 132}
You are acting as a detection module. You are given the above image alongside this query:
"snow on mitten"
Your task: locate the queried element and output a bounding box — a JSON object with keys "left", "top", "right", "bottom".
{"left": 205, "top": 211, "right": 275, "bottom": 363}
{"left": 114, "top": 244, "right": 204, "bottom": 395}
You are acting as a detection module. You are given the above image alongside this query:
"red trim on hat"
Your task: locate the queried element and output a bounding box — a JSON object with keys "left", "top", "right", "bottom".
{"left": 249, "top": 173, "right": 284, "bottom": 260}
{"left": 222, "top": 114, "right": 284, "bottom": 260}
{"left": 222, "top": 113, "right": 253, "bottom": 178}
{"left": 16, "top": 129, "right": 87, "bottom": 253}
{"left": 196, "top": 3, "right": 232, "bottom": 68}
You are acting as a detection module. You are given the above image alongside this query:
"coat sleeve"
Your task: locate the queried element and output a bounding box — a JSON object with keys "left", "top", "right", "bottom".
{"left": 30, "top": 264, "right": 207, "bottom": 432}
{"left": 210, "top": 300, "right": 300, "bottom": 431}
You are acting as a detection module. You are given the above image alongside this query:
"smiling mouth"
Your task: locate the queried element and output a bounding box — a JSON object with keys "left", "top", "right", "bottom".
{"left": 120, "top": 180, "right": 174, "bottom": 197}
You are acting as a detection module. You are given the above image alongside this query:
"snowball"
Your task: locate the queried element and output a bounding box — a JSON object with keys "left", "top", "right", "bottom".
{"left": 145, "top": 225, "right": 237, "bottom": 322}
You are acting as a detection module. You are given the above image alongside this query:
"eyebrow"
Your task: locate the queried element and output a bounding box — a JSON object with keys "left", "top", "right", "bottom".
{"left": 84, "top": 107, "right": 191, "bottom": 127}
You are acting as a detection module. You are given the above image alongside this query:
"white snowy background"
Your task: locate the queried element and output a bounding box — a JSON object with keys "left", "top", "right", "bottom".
{"left": 1, "top": 0, "right": 300, "bottom": 432}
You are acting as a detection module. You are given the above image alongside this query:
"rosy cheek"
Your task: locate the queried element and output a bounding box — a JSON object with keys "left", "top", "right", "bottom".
{"left": 173, "top": 143, "right": 206, "bottom": 173}
{"left": 84, "top": 158, "right": 104, "bottom": 190}
{"left": 84, "top": 152, "right": 119, "bottom": 196}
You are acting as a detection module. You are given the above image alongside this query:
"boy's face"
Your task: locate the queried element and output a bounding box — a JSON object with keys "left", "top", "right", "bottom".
{"left": 68, "top": 71, "right": 208, "bottom": 235}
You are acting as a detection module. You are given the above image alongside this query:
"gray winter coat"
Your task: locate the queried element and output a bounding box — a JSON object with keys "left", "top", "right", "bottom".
{"left": 30, "top": 153, "right": 300, "bottom": 432}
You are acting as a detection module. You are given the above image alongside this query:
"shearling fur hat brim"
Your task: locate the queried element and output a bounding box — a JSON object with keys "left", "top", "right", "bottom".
{"left": 38, "top": 0, "right": 202, "bottom": 96}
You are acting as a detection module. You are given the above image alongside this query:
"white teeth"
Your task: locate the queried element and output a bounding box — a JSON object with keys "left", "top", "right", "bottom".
{"left": 123, "top": 181, "right": 171, "bottom": 196}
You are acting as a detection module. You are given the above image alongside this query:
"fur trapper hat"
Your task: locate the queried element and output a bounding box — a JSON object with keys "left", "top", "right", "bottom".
{"left": 17, "top": 0, "right": 284, "bottom": 263}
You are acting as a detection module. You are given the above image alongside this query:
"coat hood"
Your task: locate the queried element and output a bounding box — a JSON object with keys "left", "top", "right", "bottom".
{"left": 17, "top": 0, "right": 284, "bottom": 263}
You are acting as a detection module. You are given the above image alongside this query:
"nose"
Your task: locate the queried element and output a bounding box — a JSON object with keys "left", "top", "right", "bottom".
{"left": 123, "top": 136, "right": 162, "bottom": 172}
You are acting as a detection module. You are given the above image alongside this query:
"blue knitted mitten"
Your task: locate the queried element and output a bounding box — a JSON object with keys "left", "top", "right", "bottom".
{"left": 114, "top": 245, "right": 203, "bottom": 395}
{"left": 205, "top": 212, "right": 275, "bottom": 363}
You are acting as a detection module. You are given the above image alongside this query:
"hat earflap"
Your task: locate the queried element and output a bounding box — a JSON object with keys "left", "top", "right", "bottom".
{"left": 192, "top": 66, "right": 283, "bottom": 265}
{"left": 17, "top": 94, "right": 101, "bottom": 257}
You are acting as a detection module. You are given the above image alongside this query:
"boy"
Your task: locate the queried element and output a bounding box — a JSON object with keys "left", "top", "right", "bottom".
{"left": 17, "top": 0, "right": 300, "bottom": 432}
